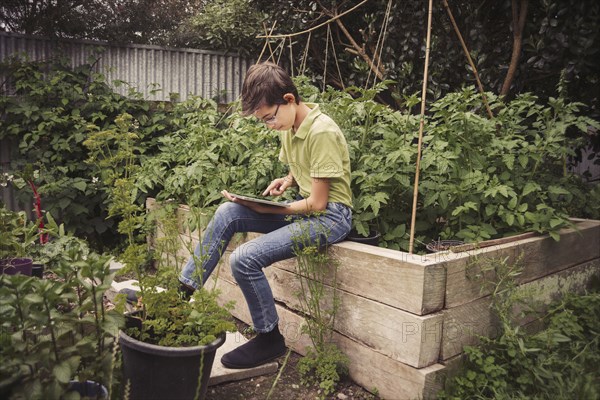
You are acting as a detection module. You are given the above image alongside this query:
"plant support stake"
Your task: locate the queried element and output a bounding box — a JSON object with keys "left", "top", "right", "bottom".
{"left": 408, "top": 0, "right": 434, "bottom": 254}
{"left": 442, "top": 0, "right": 494, "bottom": 119}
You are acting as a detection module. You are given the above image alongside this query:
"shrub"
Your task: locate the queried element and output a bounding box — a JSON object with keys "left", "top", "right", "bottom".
{"left": 439, "top": 290, "right": 600, "bottom": 399}
{"left": 0, "top": 58, "right": 172, "bottom": 250}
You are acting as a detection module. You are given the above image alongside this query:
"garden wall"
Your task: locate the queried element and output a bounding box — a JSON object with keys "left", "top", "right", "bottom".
{"left": 147, "top": 199, "right": 600, "bottom": 399}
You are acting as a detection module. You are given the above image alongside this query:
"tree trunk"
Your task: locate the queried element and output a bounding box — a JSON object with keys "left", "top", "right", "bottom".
{"left": 500, "top": 0, "right": 529, "bottom": 97}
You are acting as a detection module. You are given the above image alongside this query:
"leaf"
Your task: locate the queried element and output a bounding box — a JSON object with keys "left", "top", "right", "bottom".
{"left": 506, "top": 214, "right": 515, "bottom": 226}
{"left": 58, "top": 197, "right": 71, "bottom": 210}
{"left": 518, "top": 154, "right": 529, "bottom": 168}
{"left": 548, "top": 185, "right": 570, "bottom": 196}
{"left": 549, "top": 231, "right": 561, "bottom": 241}
{"left": 24, "top": 294, "right": 44, "bottom": 303}
{"left": 438, "top": 192, "right": 449, "bottom": 210}
{"left": 522, "top": 182, "right": 540, "bottom": 196}
{"left": 53, "top": 361, "right": 73, "bottom": 384}
{"left": 73, "top": 181, "right": 87, "bottom": 192}
{"left": 485, "top": 204, "right": 497, "bottom": 217}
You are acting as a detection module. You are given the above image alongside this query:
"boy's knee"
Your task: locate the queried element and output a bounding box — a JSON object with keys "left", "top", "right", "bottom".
{"left": 229, "top": 247, "right": 247, "bottom": 279}
{"left": 230, "top": 242, "right": 263, "bottom": 278}
{"left": 216, "top": 201, "right": 237, "bottom": 216}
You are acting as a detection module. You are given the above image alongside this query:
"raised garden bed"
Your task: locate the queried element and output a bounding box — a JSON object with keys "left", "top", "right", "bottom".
{"left": 148, "top": 198, "right": 600, "bottom": 399}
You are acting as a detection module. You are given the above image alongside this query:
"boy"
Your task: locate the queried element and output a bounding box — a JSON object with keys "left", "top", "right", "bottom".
{"left": 179, "top": 61, "right": 353, "bottom": 368}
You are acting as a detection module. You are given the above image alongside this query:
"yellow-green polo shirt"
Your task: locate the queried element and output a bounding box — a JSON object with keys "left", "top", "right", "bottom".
{"left": 279, "top": 103, "right": 353, "bottom": 208}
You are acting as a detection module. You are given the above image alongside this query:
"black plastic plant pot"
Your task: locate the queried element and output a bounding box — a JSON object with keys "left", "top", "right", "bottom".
{"left": 345, "top": 229, "right": 381, "bottom": 246}
{"left": 119, "top": 330, "right": 225, "bottom": 400}
{"left": 67, "top": 380, "right": 108, "bottom": 399}
{"left": 31, "top": 263, "right": 45, "bottom": 278}
{"left": 425, "top": 240, "right": 465, "bottom": 253}
{"left": 0, "top": 258, "right": 33, "bottom": 276}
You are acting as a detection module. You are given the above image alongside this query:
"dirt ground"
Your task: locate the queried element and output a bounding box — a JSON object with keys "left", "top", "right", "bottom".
{"left": 205, "top": 320, "right": 380, "bottom": 400}
{"left": 206, "top": 351, "right": 379, "bottom": 400}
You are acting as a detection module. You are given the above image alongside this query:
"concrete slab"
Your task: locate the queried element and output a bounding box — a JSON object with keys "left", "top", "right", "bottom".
{"left": 209, "top": 332, "right": 279, "bottom": 386}
{"left": 110, "top": 279, "right": 165, "bottom": 293}
{"left": 110, "top": 279, "right": 140, "bottom": 292}
{"left": 109, "top": 259, "right": 125, "bottom": 273}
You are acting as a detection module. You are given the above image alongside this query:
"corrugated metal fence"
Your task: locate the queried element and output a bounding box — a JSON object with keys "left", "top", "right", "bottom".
{"left": 0, "top": 32, "right": 252, "bottom": 103}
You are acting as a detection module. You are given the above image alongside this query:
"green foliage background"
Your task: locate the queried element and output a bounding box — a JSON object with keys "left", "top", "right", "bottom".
{"left": 1, "top": 60, "right": 599, "bottom": 253}
{"left": 0, "top": 59, "right": 173, "bottom": 250}
{"left": 439, "top": 281, "right": 600, "bottom": 399}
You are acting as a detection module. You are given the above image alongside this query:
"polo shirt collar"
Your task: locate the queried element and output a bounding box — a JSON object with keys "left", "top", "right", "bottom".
{"left": 292, "top": 103, "right": 321, "bottom": 140}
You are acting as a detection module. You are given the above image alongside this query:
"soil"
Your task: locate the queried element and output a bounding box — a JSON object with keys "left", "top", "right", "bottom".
{"left": 206, "top": 352, "right": 378, "bottom": 400}
{"left": 205, "top": 320, "right": 380, "bottom": 400}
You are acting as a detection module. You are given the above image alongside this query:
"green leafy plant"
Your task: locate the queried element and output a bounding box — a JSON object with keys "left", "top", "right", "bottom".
{"left": 303, "top": 80, "right": 600, "bottom": 251}
{"left": 83, "top": 112, "right": 235, "bottom": 348}
{"left": 172, "top": 0, "right": 266, "bottom": 57}
{"left": 439, "top": 253, "right": 600, "bottom": 399}
{"left": 439, "top": 290, "right": 600, "bottom": 400}
{"left": 135, "top": 97, "right": 286, "bottom": 210}
{"left": 0, "top": 216, "right": 124, "bottom": 399}
{"left": 290, "top": 216, "right": 349, "bottom": 398}
{"left": 0, "top": 206, "right": 39, "bottom": 259}
{"left": 0, "top": 58, "right": 173, "bottom": 250}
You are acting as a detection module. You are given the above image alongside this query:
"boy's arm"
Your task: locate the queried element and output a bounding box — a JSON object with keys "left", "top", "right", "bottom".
{"left": 223, "top": 177, "right": 329, "bottom": 215}
{"left": 265, "top": 177, "right": 330, "bottom": 214}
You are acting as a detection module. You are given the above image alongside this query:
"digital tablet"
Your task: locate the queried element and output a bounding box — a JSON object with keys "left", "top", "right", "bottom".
{"left": 228, "top": 193, "right": 291, "bottom": 208}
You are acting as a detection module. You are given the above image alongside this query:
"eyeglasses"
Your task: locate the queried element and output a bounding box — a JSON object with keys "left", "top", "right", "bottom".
{"left": 261, "top": 104, "right": 280, "bottom": 125}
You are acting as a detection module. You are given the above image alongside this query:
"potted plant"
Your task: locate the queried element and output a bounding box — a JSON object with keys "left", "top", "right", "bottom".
{"left": 0, "top": 206, "right": 38, "bottom": 276}
{"left": 0, "top": 218, "right": 123, "bottom": 399}
{"left": 84, "top": 113, "right": 235, "bottom": 400}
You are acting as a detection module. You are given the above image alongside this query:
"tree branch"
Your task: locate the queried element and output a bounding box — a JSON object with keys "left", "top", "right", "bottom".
{"left": 334, "top": 17, "right": 384, "bottom": 80}
{"left": 500, "top": 0, "right": 528, "bottom": 97}
{"left": 256, "top": 0, "right": 369, "bottom": 39}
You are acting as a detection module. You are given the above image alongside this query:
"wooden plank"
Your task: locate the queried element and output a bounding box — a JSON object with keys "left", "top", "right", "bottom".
{"left": 216, "top": 260, "right": 442, "bottom": 367}
{"left": 308, "top": 241, "right": 446, "bottom": 315}
{"left": 441, "top": 259, "right": 600, "bottom": 360}
{"left": 270, "top": 266, "right": 443, "bottom": 368}
{"left": 336, "top": 333, "right": 446, "bottom": 400}
{"left": 210, "top": 274, "right": 446, "bottom": 400}
{"left": 240, "top": 235, "right": 446, "bottom": 315}
{"left": 179, "top": 230, "right": 446, "bottom": 316}
{"left": 444, "top": 219, "right": 600, "bottom": 308}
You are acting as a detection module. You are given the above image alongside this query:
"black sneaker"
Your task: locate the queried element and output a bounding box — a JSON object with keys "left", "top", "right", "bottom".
{"left": 178, "top": 282, "right": 196, "bottom": 300}
{"left": 221, "top": 326, "right": 287, "bottom": 369}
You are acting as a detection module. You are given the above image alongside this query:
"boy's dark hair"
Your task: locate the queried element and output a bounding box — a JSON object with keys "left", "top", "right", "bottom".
{"left": 241, "top": 62, "right": 301, "bottom": 116}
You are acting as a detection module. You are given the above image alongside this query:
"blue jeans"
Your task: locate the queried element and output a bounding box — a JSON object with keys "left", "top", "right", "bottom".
{"left": 179, "top": 201, "right": 352, "bottom": 333}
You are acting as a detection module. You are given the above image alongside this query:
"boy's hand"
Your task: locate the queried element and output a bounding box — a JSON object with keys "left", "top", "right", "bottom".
{"left": 263, "top": 177, "right": 292, "bottom": 196}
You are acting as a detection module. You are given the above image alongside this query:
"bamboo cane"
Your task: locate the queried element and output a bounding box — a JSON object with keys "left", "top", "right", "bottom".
{"left": 408, "top": 0, "right": 434, "bottom": 254}
{"left": 442, "top": 0, "right": 494, "bottom": 119}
